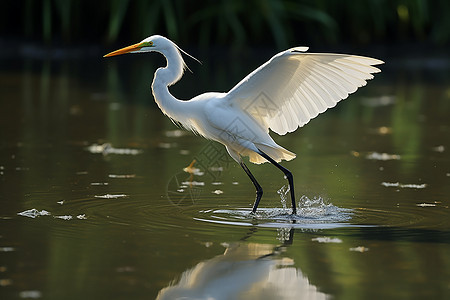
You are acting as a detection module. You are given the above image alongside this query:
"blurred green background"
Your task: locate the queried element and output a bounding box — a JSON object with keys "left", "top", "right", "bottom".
{"left": 2, "top": 0, "right": 449, "bottom": 49}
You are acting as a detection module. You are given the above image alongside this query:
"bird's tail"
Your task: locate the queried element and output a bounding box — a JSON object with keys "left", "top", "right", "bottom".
{"left": 248, "top": 144, "right": 296, "bottom": 164}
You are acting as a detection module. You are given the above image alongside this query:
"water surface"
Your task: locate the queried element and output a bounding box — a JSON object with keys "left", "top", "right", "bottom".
{"left": 0, "top": 48, "right": 449, "bottom": 299}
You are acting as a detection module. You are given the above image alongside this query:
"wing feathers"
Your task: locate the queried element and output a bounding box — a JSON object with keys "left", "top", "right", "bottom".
{"left": 226, "top": 49, "right": 383, "bottom": 135}
{"left": 312, "top": 63, "right": 353, "bottom": 98}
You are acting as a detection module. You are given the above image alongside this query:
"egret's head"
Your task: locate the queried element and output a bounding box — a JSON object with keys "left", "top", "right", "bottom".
{"left": 103, "top": 35, "right": 170, "bottom": 57}
{"left": 103, "top": 35, "right": 201, "bottom": 72}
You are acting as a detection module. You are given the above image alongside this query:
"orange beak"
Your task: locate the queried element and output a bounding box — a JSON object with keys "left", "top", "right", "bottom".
{"left": 103, "top": 43, "right": 144, "bottom": 57}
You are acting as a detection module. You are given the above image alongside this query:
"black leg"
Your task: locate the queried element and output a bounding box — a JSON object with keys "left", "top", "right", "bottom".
{"left": 239, "top": 161, "right": 263, "bottom": 213}
{"left": 257, "top": 149, "right": 297, "bottom": 215}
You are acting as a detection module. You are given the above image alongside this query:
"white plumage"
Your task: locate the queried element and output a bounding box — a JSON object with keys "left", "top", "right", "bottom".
{"left": 104, "top": 35, "right": 383, "bottom": 213}
{"left": 227, "top": 48, "right": 383, "bottom": 135}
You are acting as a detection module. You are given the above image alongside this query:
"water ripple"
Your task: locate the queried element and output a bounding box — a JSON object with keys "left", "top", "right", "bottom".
{"left": 194, "top": 195, "right": 357, "bottom": 230}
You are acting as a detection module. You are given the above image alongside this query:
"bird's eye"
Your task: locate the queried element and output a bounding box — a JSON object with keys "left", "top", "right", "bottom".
{"left": 142, "top": 41, "right": 153, "bottom": 47}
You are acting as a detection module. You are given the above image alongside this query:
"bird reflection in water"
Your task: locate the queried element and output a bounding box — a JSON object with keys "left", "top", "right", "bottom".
{"left": 156, "top": 229, "right": 329, "bottom": 300}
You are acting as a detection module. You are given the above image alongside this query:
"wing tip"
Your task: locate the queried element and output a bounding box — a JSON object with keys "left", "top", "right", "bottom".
{"left": 291, "top": 46, "right": 309, "bottom": 53}
{"left": 346, "top": 55, "right": 385, "bottom": 67}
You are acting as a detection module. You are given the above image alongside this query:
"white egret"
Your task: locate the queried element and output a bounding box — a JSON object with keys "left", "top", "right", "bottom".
{"left": 104, "top": 35, "right": 383, "bottom": 214}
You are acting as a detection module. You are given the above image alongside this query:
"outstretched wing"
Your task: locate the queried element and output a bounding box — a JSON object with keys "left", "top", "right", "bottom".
{"left": 225, "top": 47, "right": 384, "bottom": 135}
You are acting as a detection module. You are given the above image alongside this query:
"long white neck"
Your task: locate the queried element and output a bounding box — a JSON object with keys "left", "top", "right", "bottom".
{"left": 151, "top": 44, "right": 188, "bottom": 123}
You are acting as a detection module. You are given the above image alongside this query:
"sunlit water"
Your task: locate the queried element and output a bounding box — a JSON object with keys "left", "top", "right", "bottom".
{"left": 0, "top": 49, "right": 449, "bottom": 299}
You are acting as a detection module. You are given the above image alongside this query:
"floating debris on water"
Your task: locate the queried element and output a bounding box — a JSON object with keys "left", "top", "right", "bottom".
{"left": 381, "top": 182, "right": 427, "bottom": 189}
{"left": 416, "top": 203, "right": 437, "bottom": 207}
{"left": 90, "top": 182, "right": 109, "bottom": 186}
{"left": 361, "top": 95, "right": 396, "bottom": 107}
{"left": 312, "top": 237, "right": 343, "bottom": 243}
{"left": 366, "top": 152, "right": 401, "bottom": 161}
{"left": 183, "top": 160, "right": 204, "bottom": 176}
{"left": 165, "top": 129, "right": 187, "bottom": 137}
{"left": 94, "top": 194, "right": 128, "bottom": 199}
{"left": 432, "top": 145, "right": 445, "bottom": 153}
{"left": 17, "top": 209, "right": 87, "bottom": 221}
{"left": 0, "top": 279, "right": 12, "bottom": 286}
{"left": 350, "top": 150, "right": 361, "bottom": 157}
{"left": 351, "top": 151, "right": 400, "bottom": 160}
{"left": 0, "top": 247, "right": 15, "bottom": 252}
{"left": 15, "top": 167, "right": 29, "bottom": 171}
{"left": 202, "top": 242, "right": 213, "bottom": 248}
{"left": 108, "top": 174, "right": 136, "bottom": 179}
{"left": 179, "top": 149, "right": 190, "bottom": 155}
{"left": 158, "top": 142, "right": 174, "bottom": 149}
{"left": 54, "top": 215, "right": 73, "bottom": 220}
{"left": 19, "top": 290, "right": 42, "bottom": 299}
{"left": 211, "top": 182, "right": 223, "bottom": 185}
{"left": 17, "top": 209, "right": 51, "bottom": 218}
{"left": 57, "top": 200, "right": 64, "bottom": 205}
{"left": 350, "top": 246, "right": 369, "bottom": 252}
{"left": 370, "top": 126, "right": 392, "bottom": 135}
{"left": 212, "top": 190, "right": 223, "bottom": 195}
{"left": 181, "top": 181, "right": 205, "bottom": 186}
{"left": 381, "top": 182, "right": 400, "bottom": 187}
{"left": 86, "top": 143, "right": 143, "bottom": 155}
{"left": 116, "top": 266, "right": 135, "bottom": 273}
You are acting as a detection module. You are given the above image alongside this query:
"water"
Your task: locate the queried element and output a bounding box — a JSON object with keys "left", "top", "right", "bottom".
{"left": 1, "top": 48, "right": 449, "bottom": 299}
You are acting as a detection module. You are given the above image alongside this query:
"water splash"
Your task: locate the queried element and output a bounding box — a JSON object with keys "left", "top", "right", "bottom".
{"left": 277, "top": 185, "right": 289, "bottom": 210}
{"left": 195, "top": 192, "right": 355, "bottom": 229}
{"left": 277, "top": 185, "right": 353, "bottom": 222}
{"left": 296, "top": 195, "right": 354, "bottom": 223}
